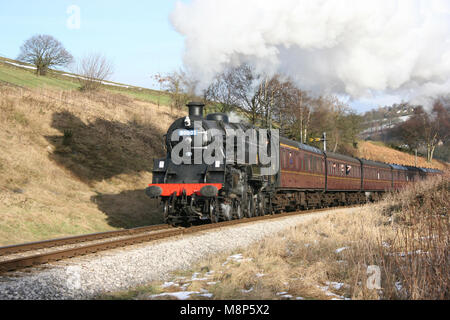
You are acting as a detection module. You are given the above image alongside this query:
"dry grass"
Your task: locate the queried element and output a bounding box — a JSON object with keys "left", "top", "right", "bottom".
{"left": 0, "top": 84, "right": 184, "bottom": 245}
{"left": 105, "top": 175, "right": 449, "bottom": 300}
{"left": 357, "top": 141, "right": 448, "bottom": 170}
{"left": 378, "top": 175, "right": 449, "bottom": 299}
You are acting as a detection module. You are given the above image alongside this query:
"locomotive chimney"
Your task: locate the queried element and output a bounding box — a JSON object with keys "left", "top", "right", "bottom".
{"left": 187, "top": 102, "right": 204, "bottom": 118}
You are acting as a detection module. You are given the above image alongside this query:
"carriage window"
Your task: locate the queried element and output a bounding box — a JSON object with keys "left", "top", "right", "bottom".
{"left": 377, "top": 172, "right": 380, "bottom": 180}
{"left": 346, "top": 165, "right": 351, "bottom": 176}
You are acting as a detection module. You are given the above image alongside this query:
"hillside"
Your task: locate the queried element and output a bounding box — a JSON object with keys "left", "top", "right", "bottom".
{"left": 357, "top": 141, "right": 447, "bottom": 170}
{"left": 360, "top": 103, "right": 415, "bottom": 139}
{"left": 0, "top": 56, "right": 447, "bottom": 246}
{"left": 0, "top": 56, "right": 172, "bottom": 106}
{"left": 0, "top": 61, "right": 186, "bottom": 245}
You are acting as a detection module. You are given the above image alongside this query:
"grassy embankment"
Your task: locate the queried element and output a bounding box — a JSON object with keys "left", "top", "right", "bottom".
{"left": 357, "top": 140, "right": 447, "bottom": 171}
{"left": 0, "top": 58, "right": 185, "bottom": 245}
{"left": 103, "top": 175, "right": 448, "bottom": 300}
{"left": 0, "top": 56, "right": 172, "bottom": 105}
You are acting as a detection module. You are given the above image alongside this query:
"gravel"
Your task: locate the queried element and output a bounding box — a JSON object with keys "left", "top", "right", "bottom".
{"left": 0, "top": 207, "right": 358, "bottom": 300}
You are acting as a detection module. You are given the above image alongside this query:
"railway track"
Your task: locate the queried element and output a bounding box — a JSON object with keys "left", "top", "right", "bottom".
{"left": 0, "top": 206, "right": 355, "bottom": 273}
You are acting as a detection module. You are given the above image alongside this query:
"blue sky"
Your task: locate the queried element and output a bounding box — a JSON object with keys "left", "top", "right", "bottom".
{"left": 0, "top": 0, "right": 185, "bottom": 89}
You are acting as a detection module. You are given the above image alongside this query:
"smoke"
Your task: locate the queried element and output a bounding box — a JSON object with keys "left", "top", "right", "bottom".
{"left": 170, "top": 0, "right": 450, "bottom": 108}
{"left": 228, "top": 111, "right": 247, "bottom": 124}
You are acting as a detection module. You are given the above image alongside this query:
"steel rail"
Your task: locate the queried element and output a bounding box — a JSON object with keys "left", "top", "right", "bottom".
{"left": 0, "top": 224, "right": 172, "bottom": 256}
{"left": 0, "top": 206, "right": 356, "bottom": 273}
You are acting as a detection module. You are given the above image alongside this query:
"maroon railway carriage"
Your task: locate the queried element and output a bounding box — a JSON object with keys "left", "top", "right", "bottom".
{"left": 405, "top": 166, "right": 422, "bottom": 182}
{"left": 279, "top": 137, "right": 325, "bottom": 190}
{"left": 360, "top": 159, "right": 392, "bottom": 191}
{"left": 325, "top": 152, "right": 362, "bottom": 191}
{"left": 390, "top": 164, "right": 409, "bottom": 190}
{"left": 421, "top": 168, "right": 442, "bottom": 178}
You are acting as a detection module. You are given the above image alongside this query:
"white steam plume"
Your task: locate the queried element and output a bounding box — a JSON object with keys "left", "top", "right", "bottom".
{"left": 171, "top": 0, "right": 450, "bottom": 108}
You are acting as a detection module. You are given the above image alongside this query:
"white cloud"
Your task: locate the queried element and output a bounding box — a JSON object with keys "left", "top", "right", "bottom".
{"left": 171, "top": 0, "right": 450, "bottom": 109}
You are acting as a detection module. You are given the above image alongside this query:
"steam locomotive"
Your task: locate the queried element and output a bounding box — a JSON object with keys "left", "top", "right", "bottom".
{"left": 146, "top": 102, "right": 442, "bottom": 225}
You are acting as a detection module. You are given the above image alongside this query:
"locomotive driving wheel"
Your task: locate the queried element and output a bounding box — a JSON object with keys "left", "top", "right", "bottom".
{"left": 256, "top": 193, "right": 265, "bottom": 216}
{"left": 162, "top": 200, "right": 170, "bottom": 223}
{"left": 233, "top": 199, "right": 243, "bottom": 220}
{"left": 260, "top": 194, "right": 266, "bottom": 216}
{"left": 210, "top": 198, "right": 220, "bottom": 224}
{"left": 245, "top": 192, "right": 255, "bottom": 218}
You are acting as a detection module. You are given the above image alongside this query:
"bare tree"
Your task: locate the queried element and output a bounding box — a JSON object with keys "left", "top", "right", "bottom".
{"left": 419, "top": 101, "right": 449, "bottom": 162}
{"left": 154, "top": 69, "right": 197, "bottom": 111}
{"left": 76, "top": 53, "right": 114, "bottom": 91}
{"left": 228, "top": 64, "right": 262, "bottom": 125}
{"left": 304, "top": 95, "right": 361, "bottom": 154}
{"left": 204, "top": 70, "right": 239, "bottom": 113}
{"left": 393, "top": 100, "right": 449, "bottom": 162}
{"left": 17, "top": 34, "right": 73, "bottom": 76}
{"left": 282, "top": 86, "right": 312, "bottom": 143}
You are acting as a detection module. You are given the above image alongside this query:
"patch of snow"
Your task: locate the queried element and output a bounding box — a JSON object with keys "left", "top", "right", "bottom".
{"left": 255, "top": 273, "right": 265, "bottom": 278}
{"left": 149, "top": 291, "right": 199, "bottom": 300}
{"left": 4, "top": 61, "right": 36, "bottom": 70}
{"left": 335, "top": 247, "right": 349, "bottom": 253}
{"left": 161, "top": 281, "right": 179, "bottom": 288}
{"left": 61, "top": 73, "right": 130, "bottom": 88}
{"left": 191, "top": 273, "right": 208, "bottom": 281}
{"left": 180, "top": 283, "right": 190, "bottom": 290}
{"left": 317, "top": 285, "right": 350, "bottom": 300}
{"left": 229, "top": 254, "right": 243, "bottom": 260}
{"left": 399, "top": 115, "right": 411, "bottom": 122}
{"left": 223, "top": 253, "right": 252, "bottom": 266}
{"left": 241, "top": 287, "right": 254, "bottom": 293}
{"left": 325, "top": 282, "right": 346, "bottom": 290}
